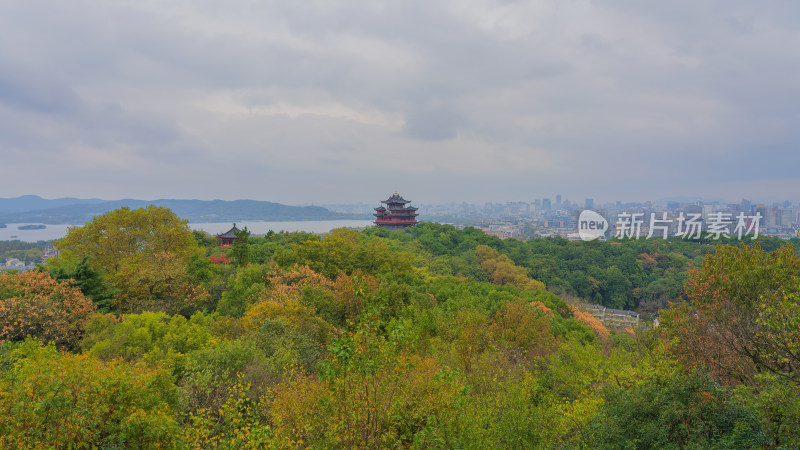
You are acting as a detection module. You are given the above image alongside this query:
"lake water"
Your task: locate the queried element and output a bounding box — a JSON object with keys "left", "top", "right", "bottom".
{"left": 0, "top": 220, "right": 375, "bottom": 242}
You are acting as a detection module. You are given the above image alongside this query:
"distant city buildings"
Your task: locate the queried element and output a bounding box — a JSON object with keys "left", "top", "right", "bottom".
{"left": 325, "top": 196, "right": 799, "bottom": 241}
{"left": 4, "top": 258, "right": 25, "bottom": 268}
{"left": 1, "top": 258, "right": 37, "bottom": 272}
{"left": 480, "top": 224, "right": 523, "bottom": 239}
{"left": 42, "top": 246, "right": 60, "bottom": 264}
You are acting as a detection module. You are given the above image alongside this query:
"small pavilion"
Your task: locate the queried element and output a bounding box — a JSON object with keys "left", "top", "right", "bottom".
{"left": 216, "top": 223, "right": 241, "bottom": 247}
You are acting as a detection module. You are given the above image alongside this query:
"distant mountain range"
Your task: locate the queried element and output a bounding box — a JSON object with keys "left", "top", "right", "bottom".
{"left": 0, "top": 196, "right": 367, "bottom": 224}
{"left": 0, "top": 195, "right": 107, "bottom": 213}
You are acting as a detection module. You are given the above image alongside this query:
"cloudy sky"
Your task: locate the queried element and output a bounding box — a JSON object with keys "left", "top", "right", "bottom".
{"left": 1, "top": 0, "right": 799, "bottom": 205}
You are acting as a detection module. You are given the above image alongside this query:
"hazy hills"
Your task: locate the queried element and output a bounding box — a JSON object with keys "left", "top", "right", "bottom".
{"left": 0, "top": 196, "right": 365, "bottom": 224}
{"left": 0, "top": 195, "right": 107, "bottom": 214}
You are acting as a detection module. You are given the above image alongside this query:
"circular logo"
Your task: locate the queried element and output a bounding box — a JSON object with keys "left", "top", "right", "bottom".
{"left": 578, "top": 210, "right": 608, "bottom": 241}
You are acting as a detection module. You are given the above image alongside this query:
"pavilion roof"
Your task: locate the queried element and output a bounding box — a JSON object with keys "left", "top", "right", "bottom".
{"left": 217, "top": 223, "right": 241, "bottom": 239}
{"left": 381, "top": 192, "right": 410, "bottom": 204}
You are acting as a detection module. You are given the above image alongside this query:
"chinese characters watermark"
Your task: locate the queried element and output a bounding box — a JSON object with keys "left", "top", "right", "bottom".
{"left": 578, "top": 210, "right": 762, "bottom": 241}
{"left": 615, "top": 211, "right": 761, "bottom": 240}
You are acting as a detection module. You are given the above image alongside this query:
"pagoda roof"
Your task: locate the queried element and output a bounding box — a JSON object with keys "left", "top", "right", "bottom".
{"left": 217, "top": 223, "right": 241, "bottom": 239}
{"left": 381, "top": 192, "right": 410, "bottom": 204}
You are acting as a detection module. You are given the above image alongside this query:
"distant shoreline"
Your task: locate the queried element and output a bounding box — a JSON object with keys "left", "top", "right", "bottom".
{"left": 0, "top": 219, "right": 376, "bottom": 243}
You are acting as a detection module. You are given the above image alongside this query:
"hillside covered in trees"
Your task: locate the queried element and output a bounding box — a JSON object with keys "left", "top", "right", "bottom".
{"left": 1, "top": 206, "right": 799, "bottom": 448}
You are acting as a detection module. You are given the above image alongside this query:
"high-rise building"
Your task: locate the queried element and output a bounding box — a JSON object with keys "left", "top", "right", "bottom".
{"left": 741, "top": 199, "right": 752, "bottom": 215}
{"left": 685, "top": 204, "right": 702, "bottom": 215}
{"left": 542, "top": 198, "right": 552, "bottom": 211}
{"left": 768, "top": 208, "right": 783, "bottom": 227}
{"left": 754, "top": 204, "right": 767, "bottom": 223}
{"left": 585, "top": 198, "right": 594, "bottom": 209}
{"left": 556, "top": 194, "right": 562, "bottom": 208}
{"left": 781, "top": 211, "right": 796, "bottom": 226}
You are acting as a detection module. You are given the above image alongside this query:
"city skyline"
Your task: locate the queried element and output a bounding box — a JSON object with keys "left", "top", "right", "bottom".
{"left": 2, "top": 192, "right": 798, "bottom": 209}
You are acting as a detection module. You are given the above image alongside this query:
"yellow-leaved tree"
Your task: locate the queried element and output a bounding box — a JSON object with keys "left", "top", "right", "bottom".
{"left": 475, "top": 245, "right": 545, "bottom": 291}
{"left": 55, "top": 205, "right": 208, "bottom": 313}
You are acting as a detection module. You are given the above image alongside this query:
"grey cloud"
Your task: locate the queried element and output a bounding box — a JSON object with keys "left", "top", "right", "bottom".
{"left": 0, "top": 0, "right": 799, "bottom": 204}
{"left": 0, "top": 72, "right": 80, "bottom": 114}
{"left": 403, "top": 103, "right": 462, "bottom": 141}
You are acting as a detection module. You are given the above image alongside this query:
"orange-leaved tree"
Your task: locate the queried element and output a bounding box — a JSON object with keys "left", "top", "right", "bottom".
{"left": 662, "top": 243, "right": 800, "bottom": 384}
{"left": 569, "top": 306, "right": 610, "bottom": 344}
{"left": 0, "top": 270, "right": 96, "bottom": 349}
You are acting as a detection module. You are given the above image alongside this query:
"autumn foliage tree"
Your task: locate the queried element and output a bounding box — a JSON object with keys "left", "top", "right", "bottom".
{"left": 208, "top": 253, "right": 231, "bottom": 265}
{"left": 569, "top": 306, "right": 611, "bottom": 345}
{"left": 490, "top": 300, "right": 557, "bottom": 362}
{"left": 0, "top": 339, "right": 180, "bottom": 448}
{"left": 333, "top": 270, "right": 380, "bottom": 324}
{"left": 663, "top": 243, "right": 800, "bottom": 384}
{"left": 0, "top": 271, "right": 96, "bottom": 349}
{"left": 114, "top": 251, "right": 210, "bottom": 314}
{"left": 240, "top": 265, "right": 336, "bottom": 370}
{"left": 475, "top": 245, "right": 545, "bottom": 291}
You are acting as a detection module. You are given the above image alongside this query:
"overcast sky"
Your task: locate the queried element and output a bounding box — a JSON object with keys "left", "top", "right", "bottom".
{"left": 1, "top": 0, "right": 799, "bottom": 205}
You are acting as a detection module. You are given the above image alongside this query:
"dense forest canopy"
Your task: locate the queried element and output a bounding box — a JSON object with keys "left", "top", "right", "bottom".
{"left": 1, "top": 207, "right": 799, "bottom": 448}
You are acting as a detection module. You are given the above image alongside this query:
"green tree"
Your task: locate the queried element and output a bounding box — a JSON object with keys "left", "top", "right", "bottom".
{"left": 55, "top": 206, "right": 205, "bottom": 313}
{"left": 49, "top": 255, "right": 115, "bottom": 313}
{"left": 589, "top": 370, "right": 768, "bottom": 448}
{"left": 82, "top": 311, "right": 215, "bottom": 376}
{"left": 232, "top": 226, "right": 251, "bottom": 267}
{"left": 56, "top": 205, "right": 199, "bottom": 277}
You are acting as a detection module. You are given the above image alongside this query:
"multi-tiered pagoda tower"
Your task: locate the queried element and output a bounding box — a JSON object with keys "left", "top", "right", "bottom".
{"left": 374, "top": 192, "right": 419, "bottom": 230}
